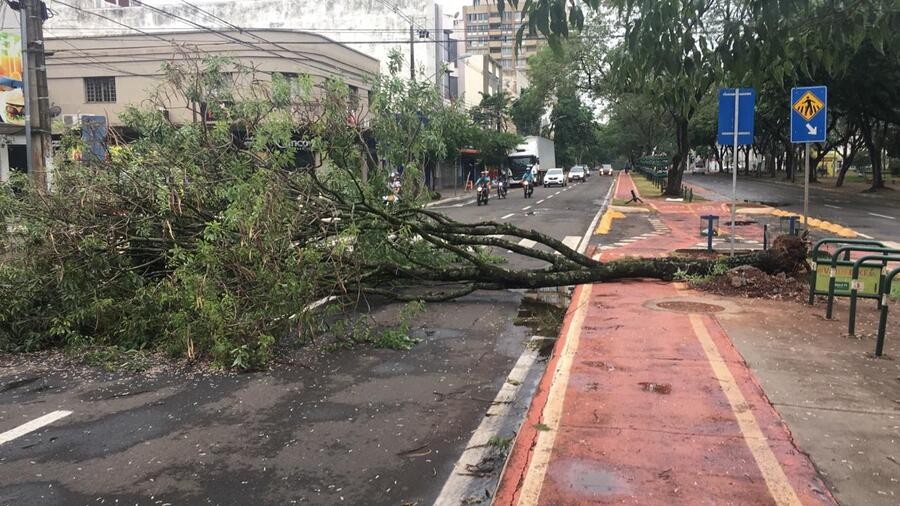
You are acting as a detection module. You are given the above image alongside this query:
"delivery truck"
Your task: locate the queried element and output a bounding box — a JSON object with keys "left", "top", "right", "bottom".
{"left": 507, "top": 136, "right": 556, "bottom": 186}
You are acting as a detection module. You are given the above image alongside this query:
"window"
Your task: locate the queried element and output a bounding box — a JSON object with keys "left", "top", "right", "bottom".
{"left": 84, "top": 77, "right": 116, "bottom": 103}
{"left": 501, "top": 47, "right": 513, "bottom": 56}
{"left": 446, "top": 31, "right": 458, "bottom": 61}
{"left": 93, "top": 0, "right": 135, "bottom": 8}
{"left": 448, "top": 76, "right": 459, "bottom": 100}
{"left": 348, "top": 85, "right": 360, "bottom": 111}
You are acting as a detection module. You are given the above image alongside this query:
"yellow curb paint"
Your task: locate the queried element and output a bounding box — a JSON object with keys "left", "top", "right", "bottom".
{"left": 687, "top": 314, "right": 803, "bottom": 506}
{"left": 515, "top": 277, "right": 594, "bottom": 506}
{"left": 594, "top": 210, "right": 625, "bottom": 235}
{"left": 766, "top": 208, "right": 861, "bottom": 239}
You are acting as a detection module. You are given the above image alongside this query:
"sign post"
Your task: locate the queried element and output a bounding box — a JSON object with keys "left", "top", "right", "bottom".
{"left": 790, "top": 86, "right": 828, "bottom": 233}
{"left": 717, "top": 88, "right": 755, "bottom": 255}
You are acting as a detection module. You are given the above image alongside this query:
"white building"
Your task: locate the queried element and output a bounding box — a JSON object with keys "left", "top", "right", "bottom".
{"left": 46, "top": 0, "right": 454, "bottom": 96}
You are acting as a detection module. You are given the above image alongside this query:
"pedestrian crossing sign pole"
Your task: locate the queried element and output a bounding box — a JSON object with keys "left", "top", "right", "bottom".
{"left": 790, "top": 86, "right": 828, "bottom": 234}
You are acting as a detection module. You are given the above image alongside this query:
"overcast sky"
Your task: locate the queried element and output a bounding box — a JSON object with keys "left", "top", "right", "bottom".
{"left": 438, "top": 0, "right": 469, "bottom": 17}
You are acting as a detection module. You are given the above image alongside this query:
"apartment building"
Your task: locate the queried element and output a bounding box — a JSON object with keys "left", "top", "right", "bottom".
{"left": 461, "top": 0, "right": 544, "bottom": 97}
{"left": 453, "top": 54, "right": 503, "bottom": 108}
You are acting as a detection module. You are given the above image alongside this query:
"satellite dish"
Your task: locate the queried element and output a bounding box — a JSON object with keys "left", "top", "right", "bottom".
{"left": 49, "top": 105, "right": 62, "bottom": 118}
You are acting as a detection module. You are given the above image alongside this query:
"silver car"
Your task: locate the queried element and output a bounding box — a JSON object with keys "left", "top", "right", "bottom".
{"left": 543, "top": 168, "right": 567, "bottom": 187}
{"left": 568, "top": 166, "right": 586, "bottom": 182}
{"left": 601, "top": 164, "right": 614, "bottom": 176}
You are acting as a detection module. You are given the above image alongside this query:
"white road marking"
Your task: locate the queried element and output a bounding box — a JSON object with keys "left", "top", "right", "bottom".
{"left": 858, "top": 232, "right": 874, "bottom": 239}
{"left": 522, "top": 206, "right": 532, "bottom": 211}
{"left": 0, "top": 411, "right": 73, "bottom": 445}
{"left": 546, "top": 195, "right": 554, "bottom": 200}
{"left": 501, "top": 213, "right": 515, "bottom": 220}
{"left": 824, "top": 204, "right": 841, "bottom": 209}
{"left": 537, "top": 199, "right": 545, "bottom": 204}
{"left": 868, "top": 212, "right": 896, "bottom": 220}
{"left": 518, "top": 238, "right": 537, "bottom": 248}
{"left": 561, "top": 236, "right": 581, "bottom": 250}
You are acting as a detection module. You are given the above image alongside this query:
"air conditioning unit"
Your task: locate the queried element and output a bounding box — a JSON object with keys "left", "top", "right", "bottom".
{"left": 62, "top": 114, "right": 81, "bottom": 128}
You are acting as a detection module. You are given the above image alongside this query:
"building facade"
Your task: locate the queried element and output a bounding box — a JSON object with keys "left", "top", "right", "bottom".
{"left": 46, "top": 0, "right": 454, "bottom": 98}
{"left": 453, "top": 53, "right": 502, "bottom": 108}
{"left": 0, "top": 28, "right": 378, "bottom": 180}
{"left": 460, "top": 0, "right": 544, "bottom": 97}
{"left": 44, "top": 29, "right": 379, "bottom": 126}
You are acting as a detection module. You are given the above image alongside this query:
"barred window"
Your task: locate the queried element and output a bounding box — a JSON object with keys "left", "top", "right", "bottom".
{"left": 84, "top": 77, "right": 116, "bottom": 103}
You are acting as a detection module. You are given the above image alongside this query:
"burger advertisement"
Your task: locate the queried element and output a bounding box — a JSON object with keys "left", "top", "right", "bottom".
{"left": 0, "top": 31, "right": 24, "bottom": 126}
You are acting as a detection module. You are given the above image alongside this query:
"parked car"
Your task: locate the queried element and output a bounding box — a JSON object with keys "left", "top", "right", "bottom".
{"left": 601, "top": 164, "right": 614, "bottom": 176}
{"left": 568, "top": 166, "right": 586, "bottom": 182}
{"left": 544, "top": 168, "right": 567, "bottom": 187}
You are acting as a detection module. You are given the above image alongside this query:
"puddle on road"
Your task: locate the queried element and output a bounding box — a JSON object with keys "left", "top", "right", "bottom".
{"left": 552, "top": 458, "right": 630, "bottom": 496}
{"left": 515, "top": 291, "right": 568, "bottom": 339}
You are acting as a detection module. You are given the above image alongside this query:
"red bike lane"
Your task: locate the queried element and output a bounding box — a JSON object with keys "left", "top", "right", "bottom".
{"left": 494, "top": 173, "right": 834, "bottom": 505}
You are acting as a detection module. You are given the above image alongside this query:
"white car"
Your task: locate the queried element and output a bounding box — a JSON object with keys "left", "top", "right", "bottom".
{"left": 601, "top": 164, "right": 614, "bottom": 176}
{"left": 544, "top": 168, "right": 567, "bottom": 187}
{"left": 568, "top": 166, "right": 586, "bottom": 182}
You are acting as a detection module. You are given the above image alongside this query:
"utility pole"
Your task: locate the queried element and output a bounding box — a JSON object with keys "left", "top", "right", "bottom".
{"left": 409, "top": 23, "right": 415, "bottom": 80}
{"left": 19, "top": 0, "right": 52, "bottom": 192}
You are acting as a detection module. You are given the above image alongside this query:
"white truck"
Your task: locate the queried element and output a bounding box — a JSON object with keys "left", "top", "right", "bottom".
{"left": 507, "top": 136, "right": 556, "bottom": 186}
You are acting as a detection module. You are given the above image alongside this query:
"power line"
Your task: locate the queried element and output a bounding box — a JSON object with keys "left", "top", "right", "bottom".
{"left": 49, "top": 1, "right": 371, "bottom": 82}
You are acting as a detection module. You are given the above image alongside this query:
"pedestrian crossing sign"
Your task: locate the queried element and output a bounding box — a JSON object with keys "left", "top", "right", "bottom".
{"left": 792, "top": 91, "right": 824, "bottom": 121}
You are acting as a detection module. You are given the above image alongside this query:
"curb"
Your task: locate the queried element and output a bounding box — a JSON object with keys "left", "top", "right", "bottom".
{"left": 426, "top": 193, "right": 472, "bottom": 208}
{"left": 492, "top": 276, "right": 593, "bottom": 506}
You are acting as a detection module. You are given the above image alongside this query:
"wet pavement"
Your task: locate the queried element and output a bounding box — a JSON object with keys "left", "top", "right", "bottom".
{"left": 495, "top": 173, "right": 836, "bottom": 505}
{"left": 0, "top": 177, "right": 616, "bottom": 505}
{"left": 686, "top": 173, "right": 900, "bottom": 240}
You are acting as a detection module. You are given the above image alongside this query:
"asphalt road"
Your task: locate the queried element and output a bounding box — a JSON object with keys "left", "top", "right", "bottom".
{"left": 686, "top": 173, "right": 900, "bottom": 240}
{"left": 0, "top": 176, "right": 615, "bottom": 506}
{"left": 433, "top": 175, "right": 616, "bottom": 268}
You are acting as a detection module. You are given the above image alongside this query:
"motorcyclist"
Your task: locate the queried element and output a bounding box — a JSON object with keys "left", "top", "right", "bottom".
{"left": 497, "top": 170, "right": 509, "bottom": 196}
{"left": 522, "top": 169, "right": 535, "bottom": 184}
{"left": 389, "top": 172, "right": 402, "bottom": 192}
{"left": 522, "top": 168, "right": 534, "bottom": 196}
{"left": 474, "top": 170, "right": 492, "bottom": 190}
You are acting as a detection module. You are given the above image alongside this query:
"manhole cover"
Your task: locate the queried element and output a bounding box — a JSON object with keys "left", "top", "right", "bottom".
{"left": 656, "top": 301, "right": 725, "bottom": 313}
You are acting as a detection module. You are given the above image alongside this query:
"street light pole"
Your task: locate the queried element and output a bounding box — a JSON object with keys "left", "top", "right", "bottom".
{"left": 409, "top": 24, "right": 415, "bottom": 80}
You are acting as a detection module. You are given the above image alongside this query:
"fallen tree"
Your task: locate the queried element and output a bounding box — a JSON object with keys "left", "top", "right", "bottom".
{"left": 0, "top": 53, "right": 806, "bottom": 368}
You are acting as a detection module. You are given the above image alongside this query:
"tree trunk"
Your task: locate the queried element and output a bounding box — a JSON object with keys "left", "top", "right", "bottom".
{"left": 743, "top": 146, "right": 751, "bottom": 176}
{"left": 835, "top": 142, "right": 859, "bottom": 187}
{"left": 784, "top": 143, "right": 795, "bottom": 181}
{"left": 665, "top": 117, "right": 689, "bottom": 195}
{"left": 860, "top": 120, "right": 886, "bottom": 191}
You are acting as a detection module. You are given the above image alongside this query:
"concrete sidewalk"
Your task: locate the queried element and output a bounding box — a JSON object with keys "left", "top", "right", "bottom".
{"left": 494, "top": 173, "right": 834, "bottom": 505}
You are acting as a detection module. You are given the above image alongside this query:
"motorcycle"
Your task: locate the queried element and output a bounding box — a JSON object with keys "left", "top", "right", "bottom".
{"left": 496, "top": 179, "right": 508, "bottom": 199}
{"left": 523, "top": 180, "right": 533, "bottom": 198}
{"left": 476, "top": 185, "right": 490, "bottom": 206}
{"left": 383, "top": 180, "right": 401, "bottom": 205}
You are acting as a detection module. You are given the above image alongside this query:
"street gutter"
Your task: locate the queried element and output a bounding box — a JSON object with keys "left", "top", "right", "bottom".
{"left": 433, "top": 178, "right": 617, "bottom": 504}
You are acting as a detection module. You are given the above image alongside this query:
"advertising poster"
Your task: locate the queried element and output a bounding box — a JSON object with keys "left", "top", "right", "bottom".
{"left": 0, "top": 30, "right": 24, "bottom": 126}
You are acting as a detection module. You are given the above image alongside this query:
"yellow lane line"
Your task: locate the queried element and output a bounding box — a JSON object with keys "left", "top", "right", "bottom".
{"left": 688, "top": 314, "right": 803, "bottom": 506}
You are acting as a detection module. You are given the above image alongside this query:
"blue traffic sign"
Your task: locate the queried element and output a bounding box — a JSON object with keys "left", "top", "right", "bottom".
{"left": 717, "top": 88, "right": 756, "bottom": 146}
{"left": 790, "top": 86, "right": 827, "bottom": 143}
